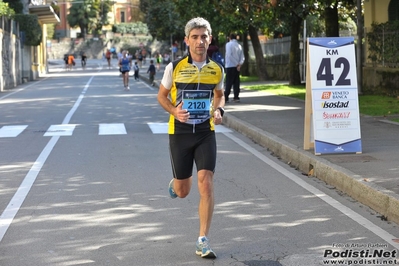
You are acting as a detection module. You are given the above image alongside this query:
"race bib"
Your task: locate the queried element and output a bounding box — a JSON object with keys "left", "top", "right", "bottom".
{"left": 182, "top": 90, "right": 211, "bottom": 120}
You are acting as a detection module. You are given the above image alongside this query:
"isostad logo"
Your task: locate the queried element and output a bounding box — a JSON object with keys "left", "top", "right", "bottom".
{"left": 321, "top": 101, "right": 349, "bottom": 108}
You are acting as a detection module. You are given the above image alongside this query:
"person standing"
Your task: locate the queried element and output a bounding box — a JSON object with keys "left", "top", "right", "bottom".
{"left": 224, "top": 33, "right": 245, "bottom": 103}
{"left": 118, "top": 50, "right": 132, "bottom": 90}
{"left": 157, "top": 17, "right": 224, "bottom": 259}
{"left": 147, "top": 60, "right": 156, "bottom": 86}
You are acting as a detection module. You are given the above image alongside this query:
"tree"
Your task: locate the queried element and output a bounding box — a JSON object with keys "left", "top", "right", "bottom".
{"left": 320, "top": 0, "right": 357, "bottom": 37}
{"left": 271, "top": 0, "right": 316, "bottom": 85}
{"left": 67, "top": 0, "right": 112, "bottom": 38}
{"left": 140, "top": 0, "right": 184, "bottom": 42}
{"left": 2, "top": 0, "right": 21, "bottom": 14}
{"left": 216, "top": 0, "right": 277, "bottom": 80}
{"left": 0, "top": 0, "right": 15, "bottom": 16}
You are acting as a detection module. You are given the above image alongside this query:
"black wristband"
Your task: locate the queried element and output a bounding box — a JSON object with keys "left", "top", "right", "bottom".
{"left": 217, "top": 107, "right": 224, "bottom": 117}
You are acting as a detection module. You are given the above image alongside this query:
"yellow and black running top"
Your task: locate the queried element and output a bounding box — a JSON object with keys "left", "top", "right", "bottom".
{"left": 165, "top": 54, "right": 224, "bottom": 134}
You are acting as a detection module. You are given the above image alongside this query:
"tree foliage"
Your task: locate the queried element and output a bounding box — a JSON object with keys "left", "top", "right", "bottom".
{"left": 319, "top": 0, "right": 357, "bottom": 37}
{"left": 215, "top": 0, "right": 275, "bottom": 79}
{"left": 367, "top": 21, "right": 399, "bottom": 67}
{"left": 2, "top": 0, "right": 21, "bottom": 14}
{"left": 0, "top": 0, "right": 15, "bottom": 17}
{"left": 270, "top": 0, "right": 316, "bottom": 85}
{"left": 139, "top": 0, "right": 184, "bottom": 42}
{"left": 112, "top": 22, "right": 149, "bottom": 35}
{"left": 138, "top": 0, "right": 360, "bottom": 83}
{"left": 67, "top": 0, "right": 112, "bottom": 38}
{"left": 139, "top": 0, "right": 294, "bottom": 80}
{"left": 14, "top": 14, "right": 42, "bottom": 46}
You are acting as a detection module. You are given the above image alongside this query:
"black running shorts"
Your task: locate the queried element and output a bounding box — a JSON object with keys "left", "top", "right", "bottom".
{"left": 169, "top": 131, "right": 216, "bottom": 180}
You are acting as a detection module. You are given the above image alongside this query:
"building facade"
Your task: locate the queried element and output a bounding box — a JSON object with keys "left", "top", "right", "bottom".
{"left": 54, "top": 0, "right": 142, "bottom": 38}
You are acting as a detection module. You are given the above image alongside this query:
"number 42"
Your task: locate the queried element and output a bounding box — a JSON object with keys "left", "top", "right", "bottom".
{"left": 316, "top": 57, "right": 351, "bottom": 86}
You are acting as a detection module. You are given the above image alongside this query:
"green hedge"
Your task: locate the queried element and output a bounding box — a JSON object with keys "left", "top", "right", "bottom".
{"left": 14, "top": 14, "right": 42, "bottom": 46}
{"left": 112, "top": 22, "right": 149, "bottom": 35}
{"left": 366, "top": 21, "right": 399, "bottom": 67}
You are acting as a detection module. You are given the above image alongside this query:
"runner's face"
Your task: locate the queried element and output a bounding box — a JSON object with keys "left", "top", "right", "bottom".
{"left": 185, "top": 28, "right": 211, "bottom": 57}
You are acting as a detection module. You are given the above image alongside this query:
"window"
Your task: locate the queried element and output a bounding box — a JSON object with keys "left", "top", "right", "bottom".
{"left": 120, "top": 11, "right": 125, "bottom": 23}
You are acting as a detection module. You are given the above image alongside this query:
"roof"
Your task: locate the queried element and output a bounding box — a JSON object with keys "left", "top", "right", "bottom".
{"left": 29, "top": 5, "right": 60, "bottom": 24}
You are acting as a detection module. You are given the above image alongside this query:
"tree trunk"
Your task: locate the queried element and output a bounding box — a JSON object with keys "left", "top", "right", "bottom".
{"left": 248, "top": 24, "right": 267, "bottom": 80}
{"left": 325, "top": 3, "right": 339, "bottom": 37}
{"left": 289, "top": 14, "right": 302, "bottom": 85}
{"left": 241, "top": 31, "right": 250, "bottom": 76}
{"left": 79, "top": 24, "right": 86, "bottom": 38}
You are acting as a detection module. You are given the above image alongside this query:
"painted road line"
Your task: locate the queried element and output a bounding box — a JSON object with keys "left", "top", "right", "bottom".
{"left": 99, "top": 123, "right": 127, "bottom": 135}
{"left": 0, "top": 125, "right": 28, "bottom": 137}
{"left": 43, "top": 124, "right": 77, "bottom": 136}
{"left": 0, "top": 76, "right": 95, "bottom": 242}
{"left": 147, "top": 122, "right": 168, "bottom": 134}
{"left": 147, "top": 122, "right": 232, "bottom": 134}
{"left": 224, "top": 131, "right": 399, "bottom": 250}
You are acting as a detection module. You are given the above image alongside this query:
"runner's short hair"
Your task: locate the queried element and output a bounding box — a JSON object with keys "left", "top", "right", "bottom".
{"left": 185, "top": 17, "right": 212, "bottom": 37}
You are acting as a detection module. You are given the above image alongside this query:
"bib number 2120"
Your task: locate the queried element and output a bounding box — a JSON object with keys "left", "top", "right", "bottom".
{"left": 316, "top": 57, "right": 351, "bottom": 86}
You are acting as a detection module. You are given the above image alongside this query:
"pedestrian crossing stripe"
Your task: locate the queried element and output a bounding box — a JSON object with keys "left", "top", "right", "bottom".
{"left": 99, "top": 123, "right": 126, "bottom": 135}
{"left": 147, "top": 123, "right": 232, "bottom": 134}
{"left": 44, "top": 124, "right": 77, "bottom": 136}
{"left": 0, "top": 123, "right": 231, "bottom": 138}
{"left": 0, "top": 125, "right": 28, "bottom": 137}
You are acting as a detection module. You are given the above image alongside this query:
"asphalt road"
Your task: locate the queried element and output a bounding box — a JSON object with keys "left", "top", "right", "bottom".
{"left": 0, "top": 60, "right": 398, "bottom": 266}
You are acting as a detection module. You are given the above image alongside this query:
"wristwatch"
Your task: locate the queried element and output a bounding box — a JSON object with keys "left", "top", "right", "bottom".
{"left": 217, "top": 107, "right": 225, "bottom": 117}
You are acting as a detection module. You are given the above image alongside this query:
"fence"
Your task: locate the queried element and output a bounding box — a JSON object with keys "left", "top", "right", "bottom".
{"left": 247, "top": 30, "right": 359, "bottom": 66}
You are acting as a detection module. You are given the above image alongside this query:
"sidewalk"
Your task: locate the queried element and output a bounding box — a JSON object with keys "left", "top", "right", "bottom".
{"left": 142, "top": 64, "right": 399, "bottom": 226}
{"left": 223, "top": 82, "right": 399, "bottom": 226}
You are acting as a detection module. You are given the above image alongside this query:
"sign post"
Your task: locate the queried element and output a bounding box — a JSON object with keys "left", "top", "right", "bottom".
{"left": 304, "top": 37, "right": 362, "bottom": 155}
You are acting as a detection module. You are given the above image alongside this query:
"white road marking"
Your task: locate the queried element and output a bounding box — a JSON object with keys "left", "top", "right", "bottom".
{"left": 147, "top": 122, "right": 232, "bottom": 134}
{"left": 0, "top": 125, "right": 28, "bottom": 137}
{"left": 147, "top": 122, "right": 168, "bottom": 134}
{"left": 43, "top": 124, "right": 77, "bottom": 136}
{"left": 0, "top": 76, "right": 94, "bottom": 242}
{"left": 215, "top": 125, "right": 233, "bottom": 133}
{"left": 223, "top": 132, "right": 399, "bottom": 249}
{"left": 99, "top": 123, "right": 127, "bottom": 135}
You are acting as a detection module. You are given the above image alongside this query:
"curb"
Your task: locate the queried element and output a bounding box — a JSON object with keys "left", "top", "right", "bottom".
{"left": 223, "top": 113, "right": 399, "bottom": 225}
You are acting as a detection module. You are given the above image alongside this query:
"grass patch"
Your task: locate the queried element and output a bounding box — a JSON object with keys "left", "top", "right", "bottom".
{"left": 244, "top": 83, "right": 399, "bottom": 117}
{"left": 357, "top": 95, "right": 399, "bottom": 116}
{"left": 240, "top": 76, "right": 259, "bottom": 83}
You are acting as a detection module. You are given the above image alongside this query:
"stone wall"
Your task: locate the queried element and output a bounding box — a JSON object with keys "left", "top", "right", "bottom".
{"left": 362, "top": 66, "right": 399, "bottom": 96}
{"left": 0, "top": 18, "right": 21, "bottom": 92}
{"left": 48, "top": 34, "right": 171, "bottom": 60}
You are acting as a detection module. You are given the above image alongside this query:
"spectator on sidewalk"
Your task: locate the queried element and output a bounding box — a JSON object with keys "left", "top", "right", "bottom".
{"left": 224, "top": 33, "right": 245, "bottom": 103}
